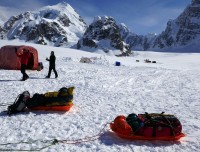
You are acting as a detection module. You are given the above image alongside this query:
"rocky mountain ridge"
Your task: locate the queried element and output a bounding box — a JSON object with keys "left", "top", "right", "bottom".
{"left": 120, "top": 0, "right": 200, "bottom": 52}
{"left": 77, "top": 16, "right": 131, "bottom": 56}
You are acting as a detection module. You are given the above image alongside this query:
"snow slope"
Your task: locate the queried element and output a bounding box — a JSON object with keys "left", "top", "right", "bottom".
{"left": 0, "top": 40, "right": 200, "bottom": 151}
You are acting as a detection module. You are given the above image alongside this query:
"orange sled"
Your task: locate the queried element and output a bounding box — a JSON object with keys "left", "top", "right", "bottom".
{"left": 30, "top": 103, "right": 74, "bottom": 111}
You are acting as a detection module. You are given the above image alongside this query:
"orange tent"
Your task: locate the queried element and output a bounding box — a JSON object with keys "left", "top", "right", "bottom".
{"left": 0, "top": 45, "right": 39, "bottom": 70}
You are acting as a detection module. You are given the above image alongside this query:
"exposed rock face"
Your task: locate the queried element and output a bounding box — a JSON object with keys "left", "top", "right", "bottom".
{"left": 0, "top": 26, "right": 6, "bottom": 39}
{"left": 77, "top": 16, "right": 131, "bottom": 56}
{"left": 151, "top": 0, "right": 200, "bottom": 50}
{"left": 1, "top": 2, "right": 87, "bottom": 47}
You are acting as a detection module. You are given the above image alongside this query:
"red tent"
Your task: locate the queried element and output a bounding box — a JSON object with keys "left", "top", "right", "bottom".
{"left": 0, "top": 45, "right": 39, "bottom": 70}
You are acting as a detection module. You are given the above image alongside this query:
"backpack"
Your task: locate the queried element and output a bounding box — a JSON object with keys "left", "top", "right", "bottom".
{"left": 37, "top": 62, "right": 44, "bottom": 71}
{"left": 7, "top": 91, "right": 30, "bottom": 116}
{"left": 25, "top": 93, "right": 45, "bottom": 108}
{"left": 42, "top": 87, "right": 75, "bottom": 106}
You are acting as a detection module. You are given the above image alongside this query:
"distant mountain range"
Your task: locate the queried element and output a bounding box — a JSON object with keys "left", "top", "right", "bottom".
{"left": 0, "top": 0, "right": 199, "bottom": 54}
{"left": 120, "top": 0, "right": 200, "bottom": 52}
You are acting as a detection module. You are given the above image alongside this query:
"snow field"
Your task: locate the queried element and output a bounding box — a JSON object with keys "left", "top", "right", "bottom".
{"left": 0, "top": 40, "right": 200, "bottom": 151}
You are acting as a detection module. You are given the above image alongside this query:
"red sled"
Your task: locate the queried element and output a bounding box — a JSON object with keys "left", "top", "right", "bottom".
{"left": 110, "top": 113, "right": 185, "bottom": 141}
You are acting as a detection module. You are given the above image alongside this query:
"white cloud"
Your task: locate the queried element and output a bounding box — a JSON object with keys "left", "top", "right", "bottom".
{"left": 0, "top": 6, "right": 20, "bottom": 24}
{"left": 0, "top": 0, "right": 46, "bottom": 25}
{"left": 0, "top": 0, "right": 45, "bottom": 18}
{"left": 0, "top": 6, "right": 9, "bottom": 21}
{"left": 82, "top": 16, "right": 94, "bottom": 25}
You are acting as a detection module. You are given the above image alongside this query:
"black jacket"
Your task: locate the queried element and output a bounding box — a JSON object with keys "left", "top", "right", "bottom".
{"left": 47, "top": 55, "right": 56, "bottom": 67}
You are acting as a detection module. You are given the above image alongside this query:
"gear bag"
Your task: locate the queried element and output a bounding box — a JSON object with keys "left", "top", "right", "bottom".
{"left": 126, "top": 112, "right": 182, "bottom": 137}
{"left": 7, "top": 91, "right": 30, "bottom": 115}
{"left": 26, "top": 87, "right": 75, "bottom": 108}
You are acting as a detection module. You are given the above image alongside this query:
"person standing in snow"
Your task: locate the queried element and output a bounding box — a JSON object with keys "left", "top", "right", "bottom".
{"left": 15, "top": 48, "right": 31, "bottom": 81}
{"left": 46, "top": 51, "right": 58, "bottom": 78}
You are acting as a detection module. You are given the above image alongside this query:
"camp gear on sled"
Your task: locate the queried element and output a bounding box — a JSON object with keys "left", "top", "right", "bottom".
{"left": 126, "top": 113, "right": 141, "bottom": 132}
{"left": 26, "top": 87, "right": 74, "bottom": 111}
{"left": 110, "top": 112, "right": 185, "bottom": 141}
{"left": 6, "top": 87, "right": 74, "bottom": 115}
{"left": 7, "top": 91, "right": 30, "bottom": 115}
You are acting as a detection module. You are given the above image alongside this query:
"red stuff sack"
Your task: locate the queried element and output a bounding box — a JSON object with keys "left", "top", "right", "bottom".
{"left": 135, "top": 113, "right": 182, "bottom": 137}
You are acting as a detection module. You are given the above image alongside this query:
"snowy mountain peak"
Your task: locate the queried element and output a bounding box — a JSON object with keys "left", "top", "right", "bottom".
{"left": 150, "top": 0, "right": 200, "bottom": 51}
{"left": 41, "top": 2, "right": 71, "bottom": 11}
{"left": 122, "top": 0, "right": 200, "bottom": 52}
{"left": 93, "top": 16, "right": 101, "bottom": 23}
{"left": 118, "top": 23, "right": 130, "bottom": 38}
{"left": 77, "top": 16, "right": 131, "bottom": 56}
{"left": 93, "top": 16, "right": 114, "bottom": 23}
{"left": 57, "top": 1, "right": 70, "bottom": 7}
{"left": 39, "top": 2, "right": 77, "bottom": 18}
{"left": 1, "top": 2, "right": 87, "bottom": 47}
{"left": 36, "top": 2, "right": 87, "bottom": 29}
{"left": 118, "top": 23, "right": 130, "bottom": 33}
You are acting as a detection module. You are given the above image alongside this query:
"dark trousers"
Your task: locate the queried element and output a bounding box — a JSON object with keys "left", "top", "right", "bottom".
{"left": 21, "top": 64, "right": 29, "bottom": 80}
{"left": 47, "top": 66, "right": 58, "bottom": 78}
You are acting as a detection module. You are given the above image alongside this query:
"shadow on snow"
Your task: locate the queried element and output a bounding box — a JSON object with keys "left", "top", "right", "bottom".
{"left": 0, "top": 77, "right": 55, "bottom": 82}
{"left": 99, "top": 131, "right": 182, "bottom": 147}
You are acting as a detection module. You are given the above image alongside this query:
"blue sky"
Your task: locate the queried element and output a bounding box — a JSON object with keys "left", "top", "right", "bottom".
{"left": 0, "top": 0, "right": 191, "bottom": 35}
